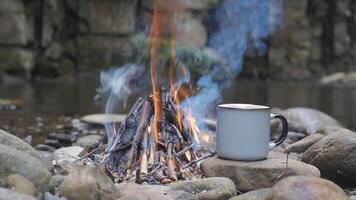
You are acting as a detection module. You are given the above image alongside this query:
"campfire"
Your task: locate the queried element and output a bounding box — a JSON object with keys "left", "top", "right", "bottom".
{"left": 101, "top": 87, "right": 213, "bottom": 184}
{"left": 81, "top": 0, "right": 216, "bottom": 184}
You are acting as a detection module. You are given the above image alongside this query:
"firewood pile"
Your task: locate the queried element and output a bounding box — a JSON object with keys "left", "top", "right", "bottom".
{"left": 83, "top": 87, "right": 214, "bottom": 184}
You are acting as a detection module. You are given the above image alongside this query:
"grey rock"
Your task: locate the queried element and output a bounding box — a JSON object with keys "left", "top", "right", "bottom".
{"left": 0, "top": 129, "right": 39, "bottom": 158}
{"left": 0, "top": 48, "right": 34, "bottom": 77}
{"left": 44, "top": 192, "right": 68, "bottom": 200}
{"left": 0, "top": 0, "right": 28, "bottom": 46}
{"left": 301, "top": 131, "right": 356, "bottom": 186}
{"left": 168, "top": 190, "right": 197, "bottom": 200}
{"left": 74, "top": 135, "right": 102, "bottom": 147}
{"left": 34, "top": 144, "right": 56, "bottom": 152}
{"left": 0, "top": 187, "right": 35, "bottom": 200}
{"left": 286, "top": 133, "right": 325, "bottom": 153}
{"left": 37, "top": 150, "right": 54, "bottom": 170}
{"left": 116, "top": 183, "right": 196, "bottom": 200}
{"left": 170, "top": 177, "right": 237, "bottom": 200}
{"left": 5, "top": 174, "right": 36, "bottom": 196}
{"left": 201, "top": 152, "right": 320, "bottom": 192}
{"left": 53, "top": 146, "right": 83, "bottom": 169}
{"left": 58, "top": 165, "right": 115, "bottom": 200}
{"left": 49, "top": 176, "right": 65, "bottom": 193}
{"left": 76, "top": 36, "right": 133, "bottom": 70}
{"left": 286, "top": 131, "right": 307, "bottom": 143}
{"left": 78, "top": 0, "right": 137, "bottom": 34}
{"left": 317, "top": 126, "right": 355, "bottom": 135}
{"left": 282, "top": 107, "right": 341, "bottom": 134}
{"left": 186, "top": 0, "right": 220, "bottom": 10}
{"left": 229, "top": 188, "right": 270, "bottom": 200}
{"left": 264, "top": 176, "right": 348, "bottom": 200}
{"left": 0, "top": 144, "right": 51, "bottom": 192}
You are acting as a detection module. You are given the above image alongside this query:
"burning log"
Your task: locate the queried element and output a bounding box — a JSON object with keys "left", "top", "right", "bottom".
{"left": 166, "top": 143, "right": 177, "bottom": 181}
{"left": 89, "top": 88, "right": 213, "bottom": 184}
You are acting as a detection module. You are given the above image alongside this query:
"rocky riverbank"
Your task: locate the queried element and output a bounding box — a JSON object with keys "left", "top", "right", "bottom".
{"left": 1, "top": 107, "right": 356, "bottom": 200}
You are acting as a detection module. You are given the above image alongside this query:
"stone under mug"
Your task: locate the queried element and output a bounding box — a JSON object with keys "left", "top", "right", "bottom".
{"left": 217, "top": 103, "right": 288, "bottom": 161}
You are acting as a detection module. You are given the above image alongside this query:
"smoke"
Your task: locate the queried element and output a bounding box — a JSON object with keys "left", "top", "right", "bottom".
{"left": 184, "top": 0, "right": 284, "bottom": 129}
{"left": 95, "top": 64, "right": 144, "bottom": 145}
{"left": 96, "top": 0, "right": 284, "bottom": 145}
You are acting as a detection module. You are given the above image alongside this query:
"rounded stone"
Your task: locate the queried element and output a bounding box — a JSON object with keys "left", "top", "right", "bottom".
{"left": 5, "top": 174, "right": 36, "bottom": 196}
{"left": 169, "top": 177, "right": 237, "bottom": 200}
{"left": 0, "top": 144, "right": 51, "bottom": 192}
{"left": 201, "top": 152, "right": 320, "bottom": 192}
{"left": 277, "top": 108, "right": 341, "bottom": 134}
{"left": 116, "top": 183, "right": 197, "bottom": 200}
{"left": 229, "top": 188, "right": 270, "bottom": 200}
{"left": 286, "top": 133, "right": 325, "bottom": 153}
{"left": 74, "top": 135, "right": 102, "bottom": 147}
{"left": 53, "top": 146, "right": 84, "bottom": 169}
{"left": 264, "top": 176, "right": 348, "bottom": 200}
{"left": 81, "top": 114, "right": 126, "bottom": 125}
{"left": 0, "top": 187, "right": 35, "bottom": 200}
{"left": 0, "top": 129, "right": 39, "bottom": 158}
{"left": 58, "top": 165, "right": 116, "bottom": 200}
{"left": 301, "top": 131, "right": 356, "bottom": 186}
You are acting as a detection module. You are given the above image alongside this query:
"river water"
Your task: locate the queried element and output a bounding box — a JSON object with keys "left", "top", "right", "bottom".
{"left": 1, "top": 77, "right": 355, "bottom": 144}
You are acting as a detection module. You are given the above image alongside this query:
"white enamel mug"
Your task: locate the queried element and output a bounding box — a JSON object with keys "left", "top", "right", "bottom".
{"left": 217, "top": 104, "right": 288, "bottom": 161}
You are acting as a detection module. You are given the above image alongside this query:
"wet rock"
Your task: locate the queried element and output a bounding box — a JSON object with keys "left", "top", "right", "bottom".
{"left": 53, "top": 146, "right": 83, "bottom": 169}
{"left": 169, "top": 177, "right": 237, "bottom": 200}
{"left": 78, "top": 0, "right": 137, "bottom": 34}
{"left": 201, "top": 152, "right": 320, "bottom": 192}
{"left": 229, "top": 188, "right": 270, "bottom": 200}
{"left": 186, "top": 0, "right": 220, "bottom": 10}
{"left": 34, "top": 144, "right": 56, "bottom": 152}
{"left": 76, "top": 36, "right": 133, "bottom": 71}
{"left": 0, "top": 144, "right": 51, "bottom": 192}
{"left": 116, "top": 182, "right": 197, "bottom": 200}
{"left": 301, "top": 131, "right": 356, "bottom": 186}
{"left": 5, "top": 174, "right": 36, "bottom": 196}
{"left": 58, "top": 165, "right": 115, "bottom": 200}
{"left": 0, "top": 187, "right": 35, "bottom": 200}
{"left": 168, "top": 190, "right": 198, "bottom": 200}
{"left": 0, "top": 0, "right": 29, "bottom": 46}
{"left": 0, "top": 129, "right": 39, "bottom": 158}
{"left": 74, "top": 135, "right": 102, "bottom": 147}
{"left": 278, "top": 108, "right": 341, "bottom": 134}
{"left": 320, "top": 72, "right": 346, "bottom": 84}
{"left": 37, "top": 150, "right": 54, "bottom": 170}
{"left": 49, "top": 176, "right": 65, "bottom": 193}
{"left": 285, "top": 131, "right": 306, "bottom": 143}
{"left": 48, "top": 133, "right": 74, "bottom": 144}
{"left": 0, "top": 48, "right": 35, "bottom": 77}
{"left": 44, "top": 192, "right": 67, "bottom": 200}
{"left": 286, "top": 133, "right": 325, "bottom": 153}
{"left": 81, "top": 114, "right": 126, "bottom": 125}
{"left": 264, "top": 176, "right": 348, "bottom": 200}
{"left": 317, "top": 126, "right": 354, "bottom": 135}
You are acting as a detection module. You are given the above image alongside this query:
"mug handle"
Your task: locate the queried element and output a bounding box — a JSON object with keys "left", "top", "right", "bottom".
{"left": 269, "top": 113, "right": 288, "bottom": 149}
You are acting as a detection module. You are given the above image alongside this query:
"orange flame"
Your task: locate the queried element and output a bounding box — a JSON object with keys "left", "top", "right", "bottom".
{"left": 201, "top": 133, "right": 210, "bottom": 144}
{"left": 149, "top": 0, "right": 201, "bottom": 145}
{"left": 149, "top": 0, "right": 165, "bottom": 142}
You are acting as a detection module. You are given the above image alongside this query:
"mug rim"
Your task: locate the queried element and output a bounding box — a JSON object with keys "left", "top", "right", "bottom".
{"left": 218, "top": 103, "right": 270, "bottom": 110}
